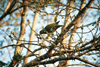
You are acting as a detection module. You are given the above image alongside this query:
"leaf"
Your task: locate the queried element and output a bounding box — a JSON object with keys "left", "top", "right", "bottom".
{"left": 51, "top": 6, "right": 55, "bottom": 9}
{"left": 54, "top": 16, "right": 57, "bottom": 22}
{"left": 98, "top": 17, "right": 100, "bottom": 21}
{"left": 83, "top": 57, "right": 85, "bottom": 60}
{"left": 13, "top": 53, "right": 22, "bottom": 62}
{"left": 0, "top": 61, "right": 7, "bottom": 67}
{"left": 92, "top": 57, "right": 96, "bottom": 60}
{"left": 53, "top": 0, "right": 57, "bottom": 3}
{"left": 0, "top": 40, "right": 4, "bottom": 46}
{"left": 27, "top": 19, "right": 31, "bottom": 24}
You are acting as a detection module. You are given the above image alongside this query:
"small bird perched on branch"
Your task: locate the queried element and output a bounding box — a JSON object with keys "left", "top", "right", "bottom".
{"left": 40, "top": 21, "right": 62, "bottom": 34}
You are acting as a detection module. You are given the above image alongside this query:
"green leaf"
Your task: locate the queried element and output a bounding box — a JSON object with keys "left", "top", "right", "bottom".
{"left": 0, "top": 40, "right": 4, "bottom": 46}
{"left": 54, "top": 16, "right": 57, "bottom": 22}
{"left": 13, "top": 53, "right": 23, "bottom": 62}
{"left": 0, "top": 61, "right": 7, "bottom": 67}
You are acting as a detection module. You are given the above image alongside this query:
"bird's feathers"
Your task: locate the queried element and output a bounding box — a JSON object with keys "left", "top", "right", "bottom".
{"left": 40, "top": 21, "right": 62, "bottom": 34}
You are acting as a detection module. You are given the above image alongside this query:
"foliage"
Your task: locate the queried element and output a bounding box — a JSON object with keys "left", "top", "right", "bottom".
{"left": 0, "top": 61, "right": 7, "bottom": 67}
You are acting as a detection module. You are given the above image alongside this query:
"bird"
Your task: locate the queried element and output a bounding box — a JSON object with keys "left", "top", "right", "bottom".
{"left": 40, "top": 21, "right": 62, "bottom": 34}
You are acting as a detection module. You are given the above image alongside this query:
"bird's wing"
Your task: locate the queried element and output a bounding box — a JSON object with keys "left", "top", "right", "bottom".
{"left": 45, "top": 23, "right": 56, "bottom": 32}
{"left": 52, "top": 25, "right": 62, "bottom": 30}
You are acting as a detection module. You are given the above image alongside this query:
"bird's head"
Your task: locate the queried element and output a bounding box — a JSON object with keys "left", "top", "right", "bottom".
{"left": 40, "top": 30, "right": 43, "bottom": 34}
{"left": 40, "top": 28, "right": 47, "bottom": 34}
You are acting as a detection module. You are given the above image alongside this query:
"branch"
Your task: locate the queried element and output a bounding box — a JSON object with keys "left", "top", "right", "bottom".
{"left": 47, "top": 0, "right": 95, "bottom": 57}
{"left": 0, "top": 0, "right": 16, "bottom": 21}
{"left": 24, "top": 56, "right": 77, "bottom": 66}
{"left": 24, "top": 37, "right": 100, "bottom": 66}
{"left": 25, "top": 56, "right": 100, "bottom": 67}
{"left": 89, "top": 6, "right": 100, "bottom": 9}
{"left": 76, "top": 57, "right": 100, "bottom": 67}
{"left": 80, "top": 37, "right": 99, "bottom": 48}
{"left": 0, "top": 43, "right": 45, "bottom": 49}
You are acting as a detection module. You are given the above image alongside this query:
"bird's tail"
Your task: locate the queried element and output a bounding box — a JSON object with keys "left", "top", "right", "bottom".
{"left": 56, "top": 25, "right": 63, "bottom": 28}
{"left": 56, "top": 21, "right": 60, "bottom": 24}
{"left": 59, "top": 25, "right": 63, "bottom": 27}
